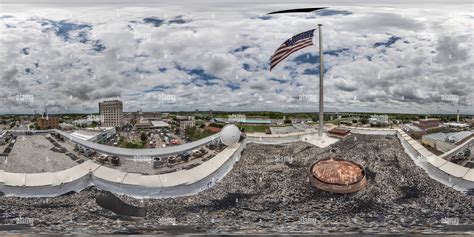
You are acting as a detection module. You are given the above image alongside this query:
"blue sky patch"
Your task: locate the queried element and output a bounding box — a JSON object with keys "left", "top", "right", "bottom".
{"left": 270, "top": 78, "right": 289, "bottom": 84}
{"left": 374, "top": 36, "right": 401, "bottom": 48}
{"left": 143, "top": 17, "right": 164, "bottom": 27}
{"left": 294, "top": 53, "right": 318, "bottom": 64}
{"left": 232, "top": 45, "right": 250, "bottom": 53}
{"left": 253, "top": 15, "right": 272, "bottom": 20}
{"left": 40, "top": 19, "right": 92, "bottom": 42}
{"left": 169, "top": 16, "right": 187, "bottom": 25}
{"left": 243, "top": 63, "right": 252, "bottom": 72}
{"left": 144, "top": 85, "right": 170, "bottom": 93}
{"left": 177, "top": 65, "right": 221, "bottom": 87}
{"left": 314, "top": 9, "right": 352, "bottom": 17}
{"left": 92, "top": 41, "right": 106, "bottom": 52}
{"left": 21, "top": 47, "right": 30, "bottom": 55}
{"left": 227, "top": 82, "right": 241, "bottom": 91}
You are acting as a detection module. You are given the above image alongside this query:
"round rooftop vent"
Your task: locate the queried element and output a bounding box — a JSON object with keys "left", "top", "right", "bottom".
{"left": 309, "top": 157, "right": 367, "bottom": 193}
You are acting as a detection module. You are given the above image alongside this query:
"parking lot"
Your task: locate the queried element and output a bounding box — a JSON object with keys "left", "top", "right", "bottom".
{"left": 0, "top": 131, "right": 226, "bottom": 176}
{"left": 0, "top": 135, "right": 78, "bottom": 173}
{"left": 95, "top": 143, "right": 225, "bottom": 175}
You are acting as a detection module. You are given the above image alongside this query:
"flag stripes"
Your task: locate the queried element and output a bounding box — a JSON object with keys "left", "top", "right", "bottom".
{"left": 270, "top": 29, "right": 315, "bottom": 71}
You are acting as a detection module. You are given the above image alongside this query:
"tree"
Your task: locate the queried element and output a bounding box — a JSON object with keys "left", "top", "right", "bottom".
{"left": 140, "top": 132, "right": 147, "bottom": 143}
{"left": 360, "top": 118, "right": 368, "bottom": 125}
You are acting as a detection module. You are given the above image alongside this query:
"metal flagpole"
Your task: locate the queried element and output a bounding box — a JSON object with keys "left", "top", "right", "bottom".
{"left": 318, "top": 24, "right": 324, "bottom": 139}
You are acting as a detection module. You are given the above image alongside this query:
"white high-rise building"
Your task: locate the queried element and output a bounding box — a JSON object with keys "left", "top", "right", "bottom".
{"left": 99, "top": 100, "right": 123, "bottom": 127}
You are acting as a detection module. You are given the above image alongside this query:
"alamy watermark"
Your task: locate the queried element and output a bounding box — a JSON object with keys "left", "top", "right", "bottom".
{"left": 14, "top": 215, "right": 34, "bottom": 225}
{"left": 152, "top": 93, "right": 176, "bottom": 103}
{"left": 132, "top": 155, "right": 152, "bottom": 163}
{"left": 272, "top": 155, "right": 294, "bottom": 164}
{"left": 133, "top": 31, "right": 152, "bottom": 40}
{"left": 158, "top": 217, "right": 176, "bottom": 225}
{"left": 299, "top": 216, "right": 318, "bottom": 225}
{"left": 299, "top": 93, "right": 318, "bottom": 102}
{"left": 440, "top": 93, "right": 459, "bottom": 103}
{"left": 15, "top": 93, "right": 34, "bottom": 103}
{"left": 441, "top": 217, "right": 459, "bottom": 225}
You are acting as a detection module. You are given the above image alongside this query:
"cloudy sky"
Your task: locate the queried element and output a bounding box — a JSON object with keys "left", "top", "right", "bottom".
{"left": 0, "top": 1, "right": 473, "bottom": 114}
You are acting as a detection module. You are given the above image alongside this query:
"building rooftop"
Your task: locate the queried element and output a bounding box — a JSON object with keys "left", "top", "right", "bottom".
{"left": 424, "top": 131, "right": 473, "bottom": 143}
{"left": 99, "top": 100, "right": 122, "bottom": 104}
{"left": 269, "top": 126, "right": 303, "bottom": 134}
{"left": 151, "top": 121, "right": 170, "bottom": 127}
{"left": 403, "top": 123, "right": 423, "bottom": 132}
{"left": 444, "top": 122, "right": 470, "bottom": 128}
{"left": 328, "top": 127, "right": 351, "bottom": 135}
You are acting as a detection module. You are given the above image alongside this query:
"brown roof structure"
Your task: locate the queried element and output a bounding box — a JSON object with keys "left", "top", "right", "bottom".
{"left": 309, "top": 158, "right": 367, "bottom": 193}
{"left": 327, "top": 127, "right": 351, "bottom": 138}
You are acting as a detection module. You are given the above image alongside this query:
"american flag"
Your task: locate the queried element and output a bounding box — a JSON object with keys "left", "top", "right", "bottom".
{"left": 270, "top": 29, "right": 315, "bottom": 71}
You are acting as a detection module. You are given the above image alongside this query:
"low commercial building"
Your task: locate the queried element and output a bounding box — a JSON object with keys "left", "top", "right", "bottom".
{"left": 444, "top": 122, "right": 470, "bottom": 129}
{"left": 327, "top": 127, "right": 351, "bottom": 139}
{"left": 176, "top": 116, "right": 195, "bottom": 130}
{"left": 151, "top": 121, "right": 170, "bottom": 128}
{"left": 422, "top": 131, "right": 473, "bottom": 153}
{"left": 59, "top": 123, "right": 75, "bottom": 131}
{"left": 402, "top": 123, "right": 426, "bottom": 139}
{"left": 38, "top": 116, "right": 59, "bottom": 129}
{"left": 70, "top": 127, "right": 116, "bottom": 143}
{"left": 369, "top": 115, "right": 389, "bottom": 126}
{"left": 413, "top": 118, "right": 441, "bottom": 130}
{"left": 135, "top": 118, "right": 152, "bottom": 129}
{"left": 179, "top": 119, "right": 195, "bottom": 130}
{"left": 72, "top": 114, "right": 101, "bottom": 127}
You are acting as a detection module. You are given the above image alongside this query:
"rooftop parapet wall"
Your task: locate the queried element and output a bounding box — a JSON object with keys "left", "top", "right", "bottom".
{"left": 341, "top": 126, "right": 473, "bottom": 191}
{"left": 2, "top": 127, "right": 473, "bottom": 198}
{"left": 0, "top": 143, "right": 242, "bottom": 198}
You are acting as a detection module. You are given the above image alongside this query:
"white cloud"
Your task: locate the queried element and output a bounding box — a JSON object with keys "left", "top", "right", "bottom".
{"left": 0, "top": 3, "right": 473, "bottom": 114}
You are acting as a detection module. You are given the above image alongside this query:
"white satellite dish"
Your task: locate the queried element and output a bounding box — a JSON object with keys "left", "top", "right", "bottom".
{"left": 220, "top": 124, "right": 241, "bottom": 146}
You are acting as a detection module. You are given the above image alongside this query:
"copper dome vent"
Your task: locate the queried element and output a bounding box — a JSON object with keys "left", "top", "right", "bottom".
{"left": 309, "top": 157, "right": 367, "bottom": 193}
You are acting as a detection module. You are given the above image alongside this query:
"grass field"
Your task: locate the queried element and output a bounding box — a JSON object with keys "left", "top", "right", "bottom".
{"left": 237, "top": 125, "right": 270, "bottom": 133}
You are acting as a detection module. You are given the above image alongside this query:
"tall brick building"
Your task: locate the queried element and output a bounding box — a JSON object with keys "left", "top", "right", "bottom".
{"left": 99, "top": 100, "right": 123, "bottom": 127}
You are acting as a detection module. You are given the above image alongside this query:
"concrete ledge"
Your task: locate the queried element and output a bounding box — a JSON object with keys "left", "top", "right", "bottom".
{"left": 438, "top": 162, "right": 470, "bottom": 178}
{"left": 0, "top": 170, "right": 4, "bottom": 183}
{"left": 0, "top": 142, "right": 242, "bottom": 198}
{"left": 418, "top": 148, "right": 433, "bottom": 158}
{"left": 3, "top": 172, "right": 25, "bottom": 187}
{"left": 122, "top": 173, "right": 162, "bottom": 188}
{"left": 25, "top": 172, "right": 56, "bottom": 187}
{"left": 52, "top": 160, "right": 99, "bottom": 185}
{"left": 93, "top": 166, "right": 128, "bottom": 184}
{"left": 462, "top": 169, "right": 474, "bottom": 182}
{"left": 426, "top": 155, "right": 448, "bottom": 168}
